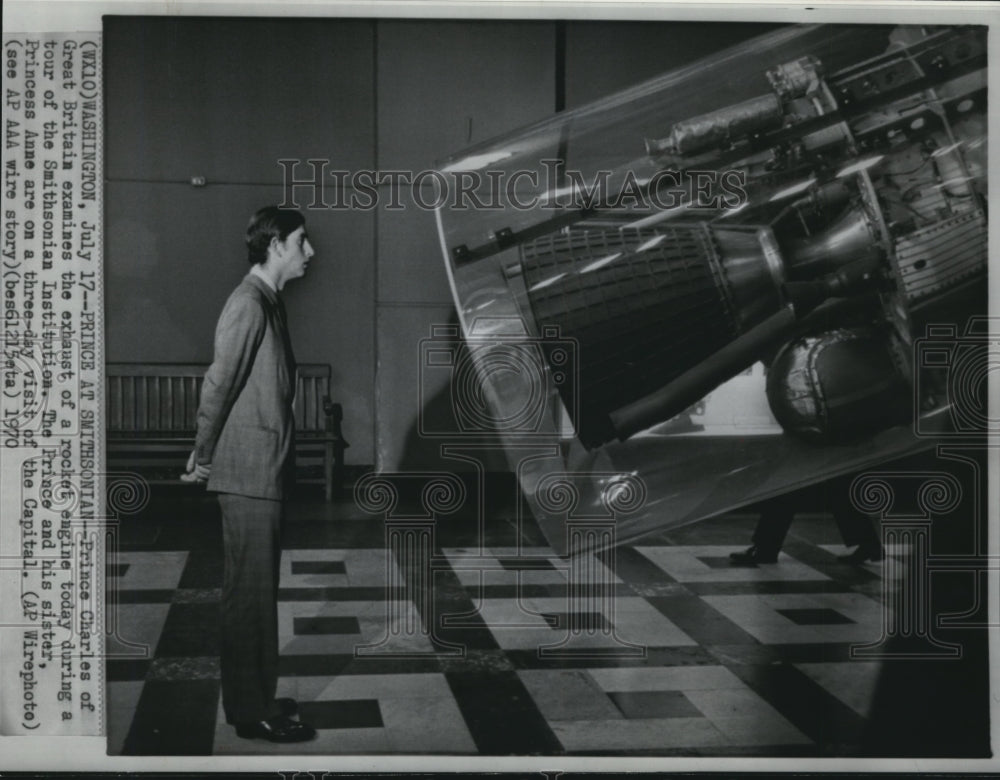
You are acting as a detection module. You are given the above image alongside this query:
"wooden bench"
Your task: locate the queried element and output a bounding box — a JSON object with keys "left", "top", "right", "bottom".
{"left": 106, "top": 362, "right": 348, "bottom": 500}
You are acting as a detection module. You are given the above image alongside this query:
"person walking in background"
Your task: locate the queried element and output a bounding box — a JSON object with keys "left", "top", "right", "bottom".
{"left": 729, "top": 473, "right": 884, "bottom": 565}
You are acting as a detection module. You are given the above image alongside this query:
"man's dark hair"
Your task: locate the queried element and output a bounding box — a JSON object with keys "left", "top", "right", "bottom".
{"left": 246, "top": 206, "right": 306, "bottom": 265}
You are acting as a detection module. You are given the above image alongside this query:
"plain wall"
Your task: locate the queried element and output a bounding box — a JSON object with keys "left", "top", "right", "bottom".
{"left": 104, "top": 17, "right": 780, "bottom": 472}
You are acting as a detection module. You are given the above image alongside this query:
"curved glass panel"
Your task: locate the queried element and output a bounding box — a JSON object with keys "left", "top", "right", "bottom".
{"left": 435, "top": 23, "right": 989, "bottom": 554}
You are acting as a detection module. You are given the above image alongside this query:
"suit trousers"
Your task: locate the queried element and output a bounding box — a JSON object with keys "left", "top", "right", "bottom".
{"left": 217, "top": 493, "right": 283, "bottom": 724}
{"left": 750, "top": 477, "right": 882, "bottom": 556}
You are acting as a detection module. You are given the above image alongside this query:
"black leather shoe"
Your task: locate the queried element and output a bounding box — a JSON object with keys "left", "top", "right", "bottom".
{"left": 276, "top": 697, "right": 298, "bottom": 717}
{"left": 838, "top": 547, "right": 885, "bottom": 564}
{"left": 235, "top": 715, "right": 316, "bottom": 743}
{"left": 729, "top": 546, "right": 778, "bottom": 565}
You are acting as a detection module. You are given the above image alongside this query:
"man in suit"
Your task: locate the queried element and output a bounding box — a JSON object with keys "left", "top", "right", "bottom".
{"left": 183, "top": 206, "right": 317, "bottom": 742}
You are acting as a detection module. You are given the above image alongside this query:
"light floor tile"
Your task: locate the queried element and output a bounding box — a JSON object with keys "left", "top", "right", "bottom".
{"left": 282, "top": 548, "right": 395, "bottom": 588}
{"left": 518, "top": 669, "right": 624, "bottom": 721}
{"left": 478, "top": 596, "right": 694, "bottom": 650}
{"left": 110, "top": 551, "right": 189, "bottom": 590}
{"left": 442, "top": 546, "right": 622, "bottom": 588}
{"left": 551, "top": 716, "right": 728, "bottom": 751}
{"left": 278, "top": 600, "right": 435, "bottom": 655}
{"left": 105, "top": 603, "right": 171, "bottom": 660}
{"left": 701, "top": 593, "right": 886, "bottom": 645}
{"left": 279, "top": 672, "right": 453, "bottom": 702}
{"left": 107, "top": 680, "right": 145, "bottom": 755}
{"left": 817, "top": 544, "right": 909, "bottom": 577}
{"left": 684, "top": 688, "right": 784, "bottom": 720}
{"left": 710, "top": 715, "right": 811, "bottom": 745}
{"left": 795, "top": 661, "right": 883, "bottom": 716}
{"left": 578, "top": 667, "right": 810, "bottom": 749}
{"left": 381, "top": 694, "right": 477, "bottom": 753}
{"left": 635, "top": 545, "right": 830, "bottom": 583}
{"left": 587, "top": 665, "right": 746, "bottom": 693}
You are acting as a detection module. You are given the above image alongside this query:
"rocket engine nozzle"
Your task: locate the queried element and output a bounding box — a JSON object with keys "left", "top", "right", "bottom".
{"left": 517, "top": 200, "right": 892, "bottom": 447}
{"left": 780, "top": 204, "right": 884, "bottom": 281}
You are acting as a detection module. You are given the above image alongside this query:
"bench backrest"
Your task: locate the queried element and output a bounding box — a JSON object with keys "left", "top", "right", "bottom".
{"left": 106, "top": 362, "right": 332, "bottom": 434}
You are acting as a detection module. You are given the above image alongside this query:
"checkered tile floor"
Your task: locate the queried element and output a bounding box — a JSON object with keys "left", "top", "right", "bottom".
{"left": 105, "top": 488, "right": 989, "bottom": 756}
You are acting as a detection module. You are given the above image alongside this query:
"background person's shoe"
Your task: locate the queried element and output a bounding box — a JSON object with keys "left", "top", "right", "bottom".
{"left": 728, "top": 546, "right": 778, "bottom": 565}
{"left": 235, "top": 715, "right": 316, "bottom": 743}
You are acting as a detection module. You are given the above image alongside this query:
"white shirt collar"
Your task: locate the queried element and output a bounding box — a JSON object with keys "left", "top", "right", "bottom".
{"left": 250, "top": 264, "right": 278, "bottom": 292}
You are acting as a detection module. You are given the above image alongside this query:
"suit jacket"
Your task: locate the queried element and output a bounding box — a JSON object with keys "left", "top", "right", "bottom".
{"left": 195, "top": 273, "right": 296, "bottom": 500}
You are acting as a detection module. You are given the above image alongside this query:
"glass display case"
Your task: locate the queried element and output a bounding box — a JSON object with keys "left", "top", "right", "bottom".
{"left": 433, "top": 23, "right": 988, "bottom": 553}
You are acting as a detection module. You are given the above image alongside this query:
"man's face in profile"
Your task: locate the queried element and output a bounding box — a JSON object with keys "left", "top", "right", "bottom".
{"left": 275, "top": 225, "right": 315, "bottom": 282}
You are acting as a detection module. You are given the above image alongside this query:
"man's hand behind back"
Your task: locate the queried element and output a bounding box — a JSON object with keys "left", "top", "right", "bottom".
{"left": 181, "top": 449, "right": 212, "bottom": 483}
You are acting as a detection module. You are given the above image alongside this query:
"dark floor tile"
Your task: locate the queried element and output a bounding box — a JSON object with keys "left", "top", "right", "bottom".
{"left": 437, "top": 648, "right": 515, "bottom": 674}
{"left": 497, "top": 557, "right": 556, "bottom": 571}
{"left": 172, "top": 588, "right": 221, "bottom": 604}
{"left": 298, "top": 699, "right": 382, "bottom": 729}
{"left": 112, "top": 518, "right": 164, "bottom": 551}
{"left": 283, "top": 500, "right": 405, "bottom": 549}
{"left": 143, "top": 490, "right": 222, "bottom": 553}
{"left": 569, "top": 744, "right": 819, "bottom": 758}
{"left": 291, "top": 560, "right": 346, "bottom": 575}
{"left": 710, "top": 642, "right": 856, "bottom": 665}
{"left": 155, "top": 603, "right": 220, "bottom": 657}
{"left": 278, "top": 653, "right": 441, "bottom": 677}
{"left": 466, "top": 584, "right": 634, "bottom": 601}
{"left": 608, "top": 690, "right": 702, "bottom": 719}
{"left": 107, "top": 658, "right": 152, "bottom": 682}
{"left": 661, "top": 515, "right": 757, "bottom": 545}
{"left": 862, "top": 635, "right": 991, "bottom": 757}
{"left": 147, "top": 655, "right": 220, "bottom": 681}
{"left": 505, "top": 645, "right": 717, "bottom": 670}
{"left": 432, "top": 570, "right": 504, "bottom": 652}
{"left": 685, "top": 580, "right": 853, "bottom": 596}
{"left": 121, "top": 679, "right": 219, "bottom": 755}
{"left": 727, "top": 662, "right": 868, "bottom": 751}
{"left": 777, "top": 607, "right": 854, "bottom": 626}
{"left": 293, "top": 616, "right": 361, "bottom": 635}
{"left": 176, "top": 547, "right": 223, "bottom": 589}
{"left": 279, "top": 586, "right": 394, "bottom": 601}
{"left": 696, "top": 556, "right": 741, "bottom": 569}
{"left": 601, "top": 546, "right": 678, "bottom": 586}
{"left": 278, "top": 653, "right": 356, "bottom": 677}
{"left": 647, "top": 595, "right": 758, "bottom": 646}
{"left": 112, "top": 589, "right": 177, "bottom": 604}
{"left": 781, "top": 538, "right": 883, "bottom": 586}
{"left": 538, "top": 612, "right": 610, "bottom": 632}
{"left": 445, "top": 671, "right": 562, "bottom": 754}
{"left": 434, "top": 609, "right": 505, "bottom": 652}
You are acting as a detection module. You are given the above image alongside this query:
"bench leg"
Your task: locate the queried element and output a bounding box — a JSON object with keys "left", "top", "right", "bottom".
{"left": 324, "top": 441, "right": 334, "bottom": 502}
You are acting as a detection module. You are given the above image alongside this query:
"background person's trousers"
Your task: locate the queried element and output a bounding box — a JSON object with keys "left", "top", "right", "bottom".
{"left": 217, "top": 492, "right": 284, "bottom": 724}
{"left": 751, "top": 475, "right": 882, "bottom": 557}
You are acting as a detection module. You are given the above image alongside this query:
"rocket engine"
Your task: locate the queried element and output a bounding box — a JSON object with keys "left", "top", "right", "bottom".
{"left": 485, "top": 25, "right": 987, "bottom": 446}
{"left": 434, "top": 22, "right": 988, "bottom": 551}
